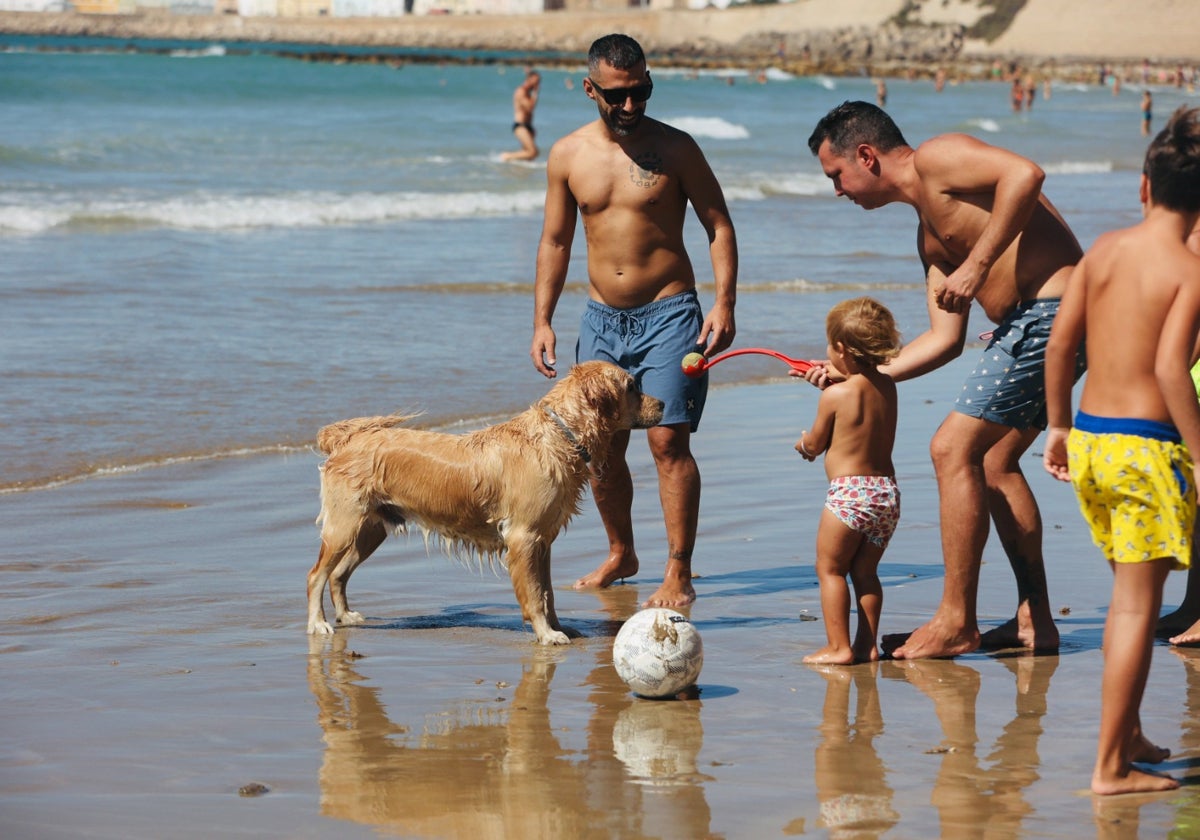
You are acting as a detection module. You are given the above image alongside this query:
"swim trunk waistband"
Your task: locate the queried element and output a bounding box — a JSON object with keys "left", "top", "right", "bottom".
{"left": 585, "top": 289, "right": 700, "bottom": 320}
{"left": 1073, "top": 411, "right": 1181, "bottom": 443}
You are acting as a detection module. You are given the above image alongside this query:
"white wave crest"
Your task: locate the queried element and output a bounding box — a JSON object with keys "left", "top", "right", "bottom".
{"left": 967, "top": 118, "right": 1001, "bottom": 133}
{"left": 661, "top": 116, "right": 750, "bottom": 140}
{"left": 1042, "top": 160, "right": 1114, "bottom": 175}
{"left": 170, "top": 45, "right": 227, "bottom": 58}
{"left": 0, "top": 189, "right": 548, "bottom": 234}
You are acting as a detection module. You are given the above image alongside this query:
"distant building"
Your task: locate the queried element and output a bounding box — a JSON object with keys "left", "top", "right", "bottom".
{"left": 0, "top": 0, "right": 675, "bottom": 15}
{"left": 331, "top": 0, "right": 408, "bottom": 16}
{"left": 0, "top": 0, "right": 68, "bottom": 9}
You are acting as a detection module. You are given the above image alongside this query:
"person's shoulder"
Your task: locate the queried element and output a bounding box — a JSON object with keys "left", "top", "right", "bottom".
{"left": 641, "top": 117, "right": 701, "bottom": 149}
{"left": 548, "top": 122, "right": 601, "bottom": 158}
{"left": 915, "top": 132, "right": 1029, "bottom": 166}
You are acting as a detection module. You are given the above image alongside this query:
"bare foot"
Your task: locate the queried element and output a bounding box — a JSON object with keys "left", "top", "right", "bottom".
{"left": 1157, "top": 605, "right": 1200, "bottom": 639}
{"left": 979, "top": 607, "right": 1060, "bottom": 652}
{"left": 885, "top": 618, "right": 980, "bottom": 660}
{"left": 853, "top": 642, "right": 881, "bottom": 663}
{"left": 642, "top": 578, "right": 696, "bottom": 608}
{"left": 574, "top": 552, "right": 638, "bottom": 589}
{"left": 641, "top": 558, "right": 695, "bottom": 607}
{"left": 1092, "top": 766, "right": 1179, "bottom": 795}
{"left": 1130, "top": 733, "right": 1170, "bottom": 764}
{"left": 1168, "top": 617, "right": 1200, "bottom": 646}
{"left": 803, "top": 645, "right": 855, "bottom": 665}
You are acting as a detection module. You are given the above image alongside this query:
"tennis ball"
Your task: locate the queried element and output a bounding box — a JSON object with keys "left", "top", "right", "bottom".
{"left": 681, "top": 352, "right": 706, "bottom": 378}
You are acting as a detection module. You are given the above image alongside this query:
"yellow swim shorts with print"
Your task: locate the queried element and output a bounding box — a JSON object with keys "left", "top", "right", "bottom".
{"left": 1067, "top": 411, "right": 1195, "bottom": 568}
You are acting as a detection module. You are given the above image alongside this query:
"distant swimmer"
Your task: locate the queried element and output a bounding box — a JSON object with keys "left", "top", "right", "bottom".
{"left": 501, "top": 69, "right": 541, "bottom": 162}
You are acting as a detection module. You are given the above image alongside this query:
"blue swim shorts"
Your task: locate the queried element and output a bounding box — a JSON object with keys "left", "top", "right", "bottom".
{"left": 954, "top": 298, "right": 1086, "bottom": 430}
{"left": 576, "top": 290, "right": 707, "bottom": 430}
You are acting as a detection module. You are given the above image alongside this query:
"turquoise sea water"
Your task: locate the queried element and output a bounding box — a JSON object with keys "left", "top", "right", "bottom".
{"left": 1, "top": 35, "right": 1192, "bottom": 491}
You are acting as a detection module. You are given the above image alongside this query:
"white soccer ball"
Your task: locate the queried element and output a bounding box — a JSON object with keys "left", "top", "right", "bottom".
{"left": 612, "top": 608, "right": 703, "bottom": 698}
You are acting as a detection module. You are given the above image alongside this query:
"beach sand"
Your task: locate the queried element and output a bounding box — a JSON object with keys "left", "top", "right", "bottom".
{"left": 4, "top": 362, "right": 1200, "bottom": 838}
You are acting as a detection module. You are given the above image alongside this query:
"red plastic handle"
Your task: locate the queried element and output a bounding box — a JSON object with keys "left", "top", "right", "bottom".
{"left": 704, "top": 347, "right": 814, "bottom": 373}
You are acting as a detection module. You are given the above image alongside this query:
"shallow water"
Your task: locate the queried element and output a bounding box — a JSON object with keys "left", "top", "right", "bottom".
{"left": 1, "top": 37, "right": 1188, "bottom": 491}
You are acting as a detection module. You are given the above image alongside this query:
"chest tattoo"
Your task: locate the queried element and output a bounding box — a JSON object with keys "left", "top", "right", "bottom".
{"left": 629, "top": 152, "right": 663, "bottom": 189}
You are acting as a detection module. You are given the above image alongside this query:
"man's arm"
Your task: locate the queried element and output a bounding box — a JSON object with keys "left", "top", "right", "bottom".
{"left": 531, "top": 142, "right": 578, "bottom": 378}
{"left": 881, "top": 261, "right": 969, "bottom": 382}
{"left": 1042, "top": 261, "right": 1086, "bottom": 481}
{"left": 680, "top": 136, "right": 737, "bottom": 356}
{"left": 918, "top": 134, "right": 1046, "bottom": 314}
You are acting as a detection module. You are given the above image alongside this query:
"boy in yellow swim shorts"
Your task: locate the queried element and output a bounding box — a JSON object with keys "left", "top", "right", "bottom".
{"left": 1043, "top": 105, "right": 1200, "bottom": 796}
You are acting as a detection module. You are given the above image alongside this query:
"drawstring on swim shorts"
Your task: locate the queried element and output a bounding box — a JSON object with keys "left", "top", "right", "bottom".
{"left": 613, "top": 311, "right": 646, "bottom": 340}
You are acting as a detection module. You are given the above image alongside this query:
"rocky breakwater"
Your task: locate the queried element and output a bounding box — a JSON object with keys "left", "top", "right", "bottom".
{"left": 700, "top": 20, "right": 965, "bottom": 74}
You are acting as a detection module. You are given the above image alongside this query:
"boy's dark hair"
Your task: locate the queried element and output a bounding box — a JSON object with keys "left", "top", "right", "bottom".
{"left": 1144, "top": 106, "right": 1200, "bottom": 213}
{"left": 588, "top": 34, "right": 646, "bottom": 74}
{"left": 807, "top": 100, "right": 909, "bottom": 157}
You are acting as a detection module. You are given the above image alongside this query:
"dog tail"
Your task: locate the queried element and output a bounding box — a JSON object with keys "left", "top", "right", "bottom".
{"left": 316, "top": 414, "right": 420, "bottom": 455}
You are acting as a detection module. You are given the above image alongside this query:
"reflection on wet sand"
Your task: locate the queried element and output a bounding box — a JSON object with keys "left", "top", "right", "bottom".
{"left": 883, "top": 654, "right": 1058, "bottom": 836}
{"left": 306, "top": 625, "right": 714, "bottom": 837}
{"left": 810, "top": 663, "right": 899, "bottom": 835}
{"left": 1091, "top": 647, "right": 1200, "bottom": 837}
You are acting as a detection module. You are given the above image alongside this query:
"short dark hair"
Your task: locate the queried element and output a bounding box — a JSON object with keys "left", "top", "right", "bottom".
{"left": 588, "top": 34, "right": 646, "bottom": 74}
{"left": 807, "top": 100, "right": 908, "bottom": 157}
{"left": 1144, "top": 106, "right": 1200, "bottom": 213}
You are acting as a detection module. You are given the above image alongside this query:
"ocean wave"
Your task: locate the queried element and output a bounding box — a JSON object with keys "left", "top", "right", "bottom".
{"left": 738, "top": 278, "right": 925, "bottom": 294}
{"left": 661, "top": 115, "right": 750, "bottom": 140}
{"left": 169, "top": 45, "right": 227, "bottom": 58}
{"left": 0, "top": 188, "right": 549, "bottom": 234}
{"left": 1042, "top": 160, "right": 1114, "bottom": 175}
{"left": 966, "top": 118, "right": 1001, "bottom": 133}
{"left": 323, "top": 275, "right": 922, "bottom": 297}
{"left": 0, "top": 443, "right": 313, "bottom": 496}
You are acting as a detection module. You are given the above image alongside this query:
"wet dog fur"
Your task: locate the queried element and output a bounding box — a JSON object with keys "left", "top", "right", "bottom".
{"left": 307, "top": 360, "right": 664, "bottom": 644}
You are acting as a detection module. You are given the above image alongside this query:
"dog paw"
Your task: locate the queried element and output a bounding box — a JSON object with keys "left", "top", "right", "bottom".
{"left": 308, "top": 620, "right": 335, "bottom": 635}
{"left": 536, "top": 630, "right": 572, "bottom": 646}
{"left": 337, "top": 611, "right": 366, "bottom": 626}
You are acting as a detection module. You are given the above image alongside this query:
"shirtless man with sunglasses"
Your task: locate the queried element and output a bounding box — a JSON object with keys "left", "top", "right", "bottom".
{"left": 530, "top": 33, "right": 738, "bottom": 608}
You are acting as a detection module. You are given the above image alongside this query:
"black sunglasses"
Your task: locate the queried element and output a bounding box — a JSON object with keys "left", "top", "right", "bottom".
{"left": 588, "top": 75, "right": 653, "bottom": 107}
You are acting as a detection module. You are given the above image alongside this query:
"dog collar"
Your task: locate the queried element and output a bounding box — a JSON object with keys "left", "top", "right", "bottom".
{"left": 542, "top": 405, "right": 591, "bottom": 464}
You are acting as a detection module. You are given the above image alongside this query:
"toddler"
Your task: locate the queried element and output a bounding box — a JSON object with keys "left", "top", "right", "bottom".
{"left": 796, "top": 297, "right": 902, "bottom": 664}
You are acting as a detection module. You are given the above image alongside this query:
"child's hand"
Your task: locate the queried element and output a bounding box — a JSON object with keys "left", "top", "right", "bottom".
{"left": 789, "top": 361, "right": 838, "bottom": 389}
{"left": 795, "top": 432, "right": 817, "bottom": 462}
{"left": 1042, "top": 427, "right": 1071, "bottom": 482}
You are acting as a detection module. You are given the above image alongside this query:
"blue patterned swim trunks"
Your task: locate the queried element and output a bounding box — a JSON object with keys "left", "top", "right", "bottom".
{"left": 954, "top": 298, "right": 1086, "bottom": 430}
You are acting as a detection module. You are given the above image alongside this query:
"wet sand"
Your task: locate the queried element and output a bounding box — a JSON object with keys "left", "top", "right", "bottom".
{"left": 4, "top": 362, "right": 1200, "bottom": 838}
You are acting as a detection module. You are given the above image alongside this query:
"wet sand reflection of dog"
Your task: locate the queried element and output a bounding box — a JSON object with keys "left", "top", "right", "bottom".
{"left": 305, "top": 623, "right": 714, "bottom": 837}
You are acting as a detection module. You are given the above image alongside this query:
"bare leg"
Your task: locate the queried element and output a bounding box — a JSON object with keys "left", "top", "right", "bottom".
{"left": 574, "top": 430, "right": 639, "bottom": 589}
{"left": 642, "top": 423, "right": 699, "bottom": 608}
{"left": 978, "top": 426, "right": 1060, "bottom": 652}
{"left": 499, "top": 126, "right": 538, "bottom": 162}
{"left": 1092, "top": 559, "right": 1177, "bottom": 795}
{"left": 805, "top": 509, "right": 860, "bottom": 665}
{"left": 1161, "top": 536, "right": 1200, "bottom": 640}
{"left": 849, "top": 539, "right": 885, "bottom": 663}
{"left": 889, "top": 414, "right": 1007, "bottom": 659}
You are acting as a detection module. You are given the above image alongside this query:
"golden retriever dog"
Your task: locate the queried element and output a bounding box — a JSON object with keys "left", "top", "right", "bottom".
{"left": 308, "top": 361, "right": 664, "bottom": 644}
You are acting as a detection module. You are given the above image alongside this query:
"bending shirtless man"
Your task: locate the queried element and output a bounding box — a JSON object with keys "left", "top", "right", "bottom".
{"left": 531, "top": 34, "right": 737, "bottom": 607}
{"left": 501, "top": 69, "right": 540, "bottom": 162}
{"left": 807, "top": 100, "right": 1084, "bottom": 658}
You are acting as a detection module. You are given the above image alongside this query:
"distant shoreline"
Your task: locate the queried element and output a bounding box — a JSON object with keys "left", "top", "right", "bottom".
{"left": 2, "top": 7, "right": 1199, "bottom": 83}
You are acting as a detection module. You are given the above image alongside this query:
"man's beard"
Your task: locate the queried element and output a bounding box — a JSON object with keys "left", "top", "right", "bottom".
{"left": 603, "top": 105, "right": 644, "bottom": 137}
